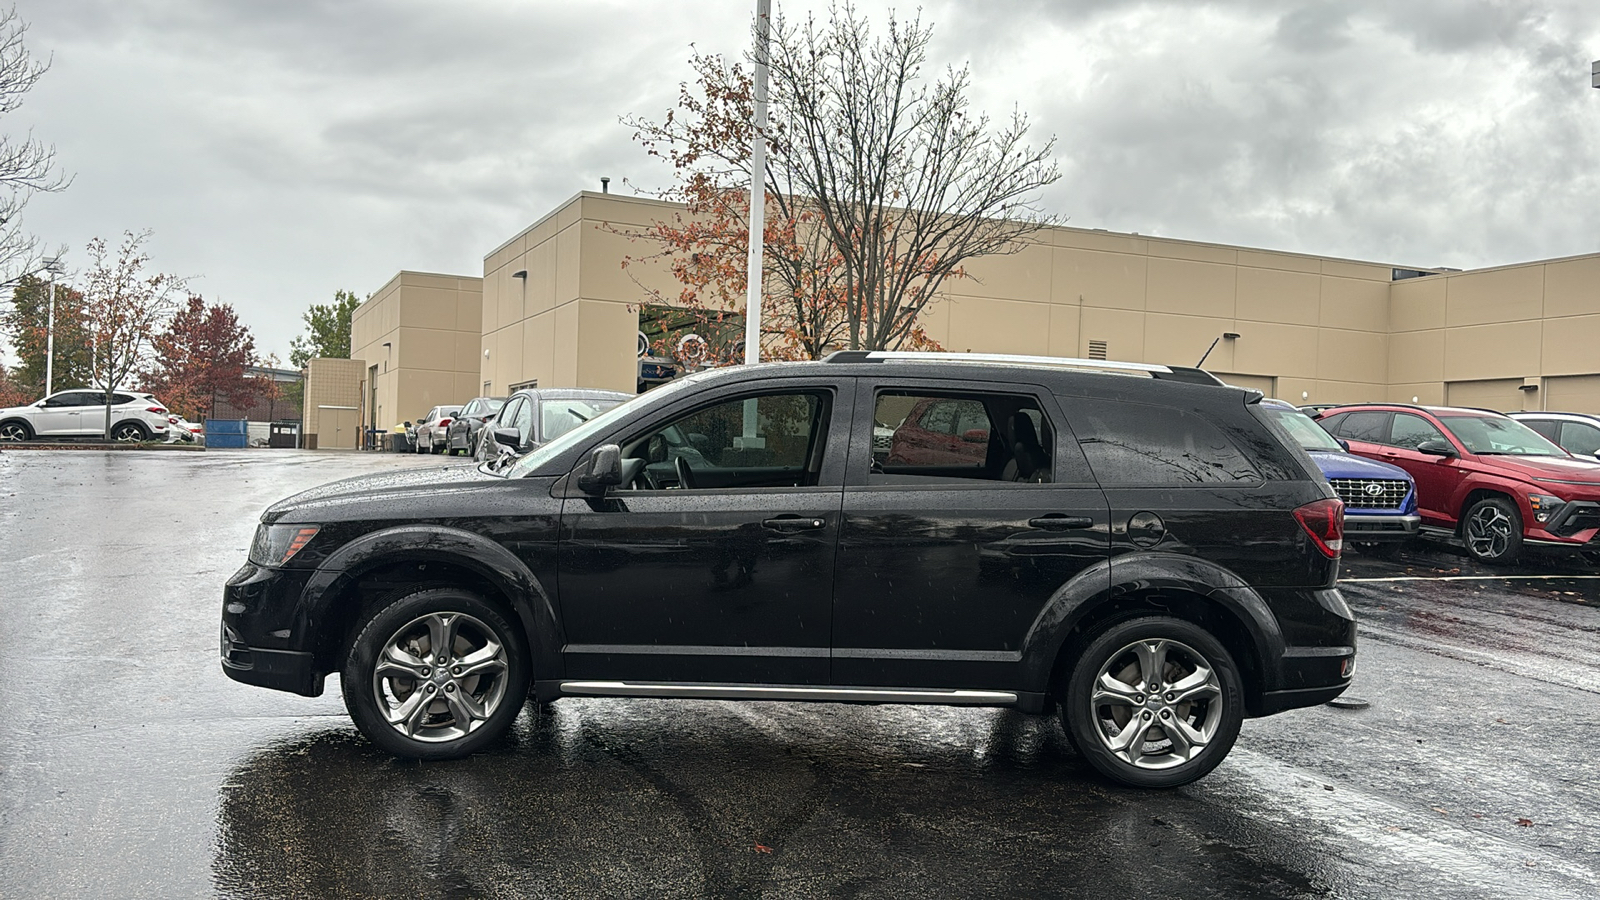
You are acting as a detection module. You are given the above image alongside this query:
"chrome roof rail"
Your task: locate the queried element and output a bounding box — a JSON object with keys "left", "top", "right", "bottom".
{"left": 823, "top": 350, "right": 1173, "bottom": 376}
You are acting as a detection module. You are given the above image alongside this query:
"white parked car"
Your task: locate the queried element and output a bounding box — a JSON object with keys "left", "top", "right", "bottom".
{"left": 166, "top": 414, "right": 204, "bottom": 444}
{"left": 412, "top": 405, "right": 462, "bottom": 454}
{"left": 0, "top": 388, "right": 171, "bottom": 443}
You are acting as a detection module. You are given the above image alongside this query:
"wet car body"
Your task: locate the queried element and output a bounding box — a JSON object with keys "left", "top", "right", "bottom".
{"left": 1315, "top": 403, "right": 1600, "bottom": 563}
{"left": 445, "top": 396, "right": 507, "bottom": 456}
{"left": 224, "top": 354, "right": 1355, "bottom": 787}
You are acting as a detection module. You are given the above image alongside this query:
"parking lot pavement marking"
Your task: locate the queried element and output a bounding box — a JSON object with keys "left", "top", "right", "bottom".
{"left": 1342, "top": 574, "right": 1600, "bottom": 583}
{"left": 1209, "top": 749, "right": 1599, "bottom": 900}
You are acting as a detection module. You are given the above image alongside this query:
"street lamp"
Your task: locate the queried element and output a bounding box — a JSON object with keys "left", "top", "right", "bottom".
{"left": 43, "top": 256, "right": 66, "bottom": 396}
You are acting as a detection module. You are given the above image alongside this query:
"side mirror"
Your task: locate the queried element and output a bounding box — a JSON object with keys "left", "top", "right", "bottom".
{"left": 577, "top": 444, "right": 624, "bottom": 493}
{"left": 492, "top": 427, "right": 521, "bottom": 450}
{"left": 1417, "top": 439, "right": 1457, "bottom": 458}
{"left": 961, "top": 428, "right": 989, "bottom": 444}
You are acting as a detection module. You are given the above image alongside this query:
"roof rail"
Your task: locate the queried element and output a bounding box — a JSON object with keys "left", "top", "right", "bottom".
{"left": 822, "top": 350, "right": 1173, "bottom": 376}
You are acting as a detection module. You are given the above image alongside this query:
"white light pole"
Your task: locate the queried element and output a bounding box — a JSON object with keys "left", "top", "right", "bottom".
{"left": 742, "top": 0, "right": 772, "bottom": 366}
{"left": 43, "top": 256, "right": 65, "bottom": 396}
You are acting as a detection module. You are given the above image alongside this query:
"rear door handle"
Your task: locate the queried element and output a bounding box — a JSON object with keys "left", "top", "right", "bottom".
{"left": 762, "top": 516, "right": 827, "bottom": 532}
{"left": 1028, "top": 515, "right": 1094, "bottom": 530}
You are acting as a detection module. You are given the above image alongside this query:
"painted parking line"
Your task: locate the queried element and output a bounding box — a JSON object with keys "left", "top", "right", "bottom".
{"left": 1342, "top": 574, "right": 1600, "bottom": 583}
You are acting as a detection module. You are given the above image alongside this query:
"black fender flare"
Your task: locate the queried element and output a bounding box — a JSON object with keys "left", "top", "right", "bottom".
{"left": 298, "top": 524, "right": 562, "bottom": 680}
{"left": 1017, "top": 552, "right": 1286, "bottom": 698}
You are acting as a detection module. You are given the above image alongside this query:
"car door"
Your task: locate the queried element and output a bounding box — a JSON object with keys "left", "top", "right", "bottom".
{"left": 36, "top": 391, "right": 97, "bottom": 436}
{"left": 557, "top": 379, "right": 849, "bottom": 685}
{"left": 831, "top": 378, "right": 1110, "bottom": 690}
{"left": 1371, "top": 413, "right": 1464, "bottom": 526}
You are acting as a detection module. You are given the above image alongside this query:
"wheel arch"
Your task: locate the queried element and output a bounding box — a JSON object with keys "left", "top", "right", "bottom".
{"left": 0, "top": 417, "right": 35, "bottom": 438}
{"left": 1456, "top": 485, "right": 1520, "bottom": 532}
{"left": 298, "top": 524, "right": 562, "bottom": 683}
{"left": 1020, "top": 553, "right": 1285, "bottom": 718}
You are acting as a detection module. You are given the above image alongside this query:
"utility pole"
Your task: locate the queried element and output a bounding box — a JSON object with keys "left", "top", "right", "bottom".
{"left": 43, "top": 256, "right": 65, "bottom": 396}
{"left": 742, "top": 0, "right": 772, "bottom": 366}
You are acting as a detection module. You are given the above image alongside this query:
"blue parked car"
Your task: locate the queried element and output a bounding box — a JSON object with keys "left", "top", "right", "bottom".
{"left": 1258, "top": 399, "right": 1420, "bottom": 555}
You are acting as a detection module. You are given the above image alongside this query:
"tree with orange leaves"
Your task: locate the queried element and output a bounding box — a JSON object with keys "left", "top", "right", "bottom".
{"left": 622, "top": 4, "right": 1059, "bottom": 363}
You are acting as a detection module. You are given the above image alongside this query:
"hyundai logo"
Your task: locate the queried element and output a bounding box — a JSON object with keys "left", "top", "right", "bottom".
{"left": 1363, "top": 481, "right": 1385, "bottom": 497}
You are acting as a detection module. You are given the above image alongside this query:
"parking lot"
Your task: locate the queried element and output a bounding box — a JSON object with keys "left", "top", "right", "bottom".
{"left": 2, "top": 449, "right": 1598, "bottom": 899}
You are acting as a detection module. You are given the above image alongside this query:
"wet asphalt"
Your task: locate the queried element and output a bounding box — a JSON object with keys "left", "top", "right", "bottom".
{"left": 1, "top": 449, "right": 1598, "bottom": 899}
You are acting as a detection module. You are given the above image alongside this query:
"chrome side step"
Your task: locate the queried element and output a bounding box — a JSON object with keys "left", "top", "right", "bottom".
{"left": 557, "top": 681, "right": 1019, "bottom": 705}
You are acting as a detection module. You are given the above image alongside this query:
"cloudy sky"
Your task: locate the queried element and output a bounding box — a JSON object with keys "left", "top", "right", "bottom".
{"left": 8, "top": 0, "right": 1600, "bottom": 360}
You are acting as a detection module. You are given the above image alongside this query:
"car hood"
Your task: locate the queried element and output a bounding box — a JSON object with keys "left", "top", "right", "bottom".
{"left": 1471, "top": 453, "right": 1600, "bottom": 484}
{"left": 1306, "top": 450, "right": 1413, "bottom": 482}
{"left": 262, "top": 464, "right": 503, "bottom": 523}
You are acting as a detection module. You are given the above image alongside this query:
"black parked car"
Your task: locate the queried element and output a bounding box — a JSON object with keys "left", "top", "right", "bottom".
{"left": 475, "top": 388, "right": 631, "bottom": 461}
{"left": 445, "top": 396, "right": 507, "bottom": 456}
{"left": 222, "top": 351, "right": 1354, "bottom": 788}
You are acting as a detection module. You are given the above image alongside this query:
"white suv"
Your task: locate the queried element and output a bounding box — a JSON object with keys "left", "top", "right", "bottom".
{"left": 0, "top": 389, "right": 171, "bottom": 443}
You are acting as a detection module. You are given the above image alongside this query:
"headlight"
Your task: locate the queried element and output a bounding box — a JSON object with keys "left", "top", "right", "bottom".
{"left": 1528, "top": 494, "right": 1565, "bottom": 525}
{"left": 249, "top": 523, "right": 321, "bottom": 566}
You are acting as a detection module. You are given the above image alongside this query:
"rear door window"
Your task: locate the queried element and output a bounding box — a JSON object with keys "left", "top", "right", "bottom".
{"left": 1521, "top": 419, "right": 1558, "bottom": 440}
{"left": 1326, "top": 411, "right": 1389, "bottom": 444}
{"left": 872, "top": 389, "right": 1052, "bottom": 483}
{"left": 1072, "top": 399, "right": 1260, "bottom": 485}
{"left": 1560, "top": 421, "right": 1600, "bottom": 456}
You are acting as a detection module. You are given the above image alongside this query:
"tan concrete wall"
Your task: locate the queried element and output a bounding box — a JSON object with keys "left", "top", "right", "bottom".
{"left": 352, "top": 271, "right": 483, "bottom": 426}
{"left": 302, "top": 357, "right": 364, "bottom": 450}
{"left": 469, "top": 192, "right": 1600, "bottom": 413}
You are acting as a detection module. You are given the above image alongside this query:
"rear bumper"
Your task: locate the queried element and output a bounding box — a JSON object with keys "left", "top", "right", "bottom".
{"left": 1344, "top": 512, "right": 1419, "bottom": 540}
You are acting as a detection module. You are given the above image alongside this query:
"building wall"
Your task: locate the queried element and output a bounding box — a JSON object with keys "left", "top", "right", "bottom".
{"left": 351, "top": 271, "right": 484, "bottom": 428}
{"left": 302, "top": 357, "right": 365, "bottom": 450}
{"left": 475, "top": 191, "right": 1600, "bottom": 415}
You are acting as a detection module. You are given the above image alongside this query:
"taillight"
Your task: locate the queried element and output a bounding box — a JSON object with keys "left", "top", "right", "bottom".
{"left": 438, "top": 418, "right": 453, "bottom": 428}
{"left": 1293, "top": 498, "right": 1345, "bottom": 558}
{"left": 146, "top": 406, "right": 166, "bottom": 414}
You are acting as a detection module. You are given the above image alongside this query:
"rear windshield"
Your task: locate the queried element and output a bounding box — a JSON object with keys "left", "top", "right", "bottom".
{"left": 1438, "top": 414, "right": 1565, "bottom": 457}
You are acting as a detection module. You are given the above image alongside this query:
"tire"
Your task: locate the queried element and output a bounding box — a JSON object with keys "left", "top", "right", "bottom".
{"left": 1462, "top": 496, "right": 1523, "bottom": 565}
{"left": 414, "top": 433, "right": 426, "bottom": 454}
{"left": 0, "top": 420, "right": 33, "bottom": 442}
{"left": 111, "top": 422, "right": 150, "bottom": 443}
{"left": 1062, "top": 616, "right": 1244, "bottom": 788}
{"left": 342, "top": 587, "right": 529, "bottom": 760}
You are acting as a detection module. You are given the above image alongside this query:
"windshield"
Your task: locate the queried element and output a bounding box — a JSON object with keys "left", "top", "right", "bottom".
{"left": 501, "top": 369, "right": 723, "bottom": 478}
{"left": 1438, "top": 414, "right": 1566, "bottom": 456}
{"left": 1259, "top": 404, "right": 1344, "bottom": 452}
{"left": 484, "top": 398, "right": 506, "bottom": 413}
{"left": 541, "top": 397, "right": 626, "bottom": 442}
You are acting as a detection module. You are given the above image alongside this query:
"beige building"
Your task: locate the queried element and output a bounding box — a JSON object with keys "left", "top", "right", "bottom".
{"left": 350, "top": 271, "right": 485, "bottom": 431}
{"left": 301, "top": 357, "right": 365, "bottom": 450}
{"left": 472, "top": 191, "right": 1600, "bottom": 415}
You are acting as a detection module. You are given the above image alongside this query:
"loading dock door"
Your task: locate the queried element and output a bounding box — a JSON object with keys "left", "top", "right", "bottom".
{"left": 1446, "top": 379, "right": 1524, "bottom": 413}
{"left": 1545, "top": 375, "right": 1600, "bottom": 415}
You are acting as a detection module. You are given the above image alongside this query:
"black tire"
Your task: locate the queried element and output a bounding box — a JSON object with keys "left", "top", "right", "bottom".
{"left": 414, "top": 434, "right": 426, "bottom": 454}
{"left": 0, "top": 420, "right": 33, "bottom": 442}
{"left": 1462, "top": 496, "right": 1523, "bottom": 565}
{"left": 1062, "top": 616, "right": 1243, "bottom": 788}
{"left": 342, "top": 587, "right": 530, "bottom": 760}
{"left": 111, "top": 421, "right": 150, "bottom": 443}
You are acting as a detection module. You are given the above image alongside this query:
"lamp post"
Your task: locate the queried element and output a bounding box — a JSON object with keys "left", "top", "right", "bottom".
{"left": 42, "top": 256, "right": 66, "bottom": 396}
{"left": 743, "top": 0, "right": 772, "bottom": 366}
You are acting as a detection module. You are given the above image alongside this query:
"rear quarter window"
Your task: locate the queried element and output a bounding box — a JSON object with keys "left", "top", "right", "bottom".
{"left": 1069, "top": 398, "right": 1272, "bottom": 485}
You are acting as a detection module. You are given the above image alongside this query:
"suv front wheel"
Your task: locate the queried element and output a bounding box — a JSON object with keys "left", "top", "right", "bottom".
{"left": 342, "top": 587, "right": 530, "bottom": 759}
{"left": 1462, "top": 496, "right": 1523, "bottom": 565}
{"left": 1063, "top": 616, "right": 1244, "bottom": 788}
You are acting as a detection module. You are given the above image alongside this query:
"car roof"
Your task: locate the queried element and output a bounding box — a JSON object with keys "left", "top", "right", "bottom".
{"left": 1315, "top": 402, "right": 1512, "bottom": 418}
{"left": 509, "top": 387, "right": 633, "bottom": 401}
{"left": 1508, "top": 411, "right": 1600, "bottom": 422}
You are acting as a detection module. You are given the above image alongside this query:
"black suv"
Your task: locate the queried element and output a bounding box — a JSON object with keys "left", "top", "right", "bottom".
{"left": 222, "top": 351, "right": 1354, "bottom": 788}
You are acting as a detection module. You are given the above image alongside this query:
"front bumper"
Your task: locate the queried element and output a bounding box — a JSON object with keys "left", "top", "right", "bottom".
{"left": 1344, "top": 512, "right": 1420, "bottom": 541}
{"left": 220, "top": 562, "right": 324, "bottom": 696}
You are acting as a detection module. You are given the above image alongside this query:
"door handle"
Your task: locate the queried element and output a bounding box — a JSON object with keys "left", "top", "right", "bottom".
{"left": 762, "top": 516, "right": 827, "bottom": 532}
{"left": 1028, "top": 515, "right": 1094, "bottom": 530}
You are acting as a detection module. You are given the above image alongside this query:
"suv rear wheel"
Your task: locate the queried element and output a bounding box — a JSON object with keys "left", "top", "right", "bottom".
{"left": 342, "top": 587, "right": 529, "bottom": 759}
{"left": 112, "top": 422, "right": 149, "bottom": 442}
{"left": 1462, "top": 496, "right": 1522, "bottom": 565}
{"left": 1063, "top": 616, "right": 1243, "bottom": 788}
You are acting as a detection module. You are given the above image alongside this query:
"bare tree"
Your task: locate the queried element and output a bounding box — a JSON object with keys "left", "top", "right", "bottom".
{"left": 0, "top": 6, "right": 69, "bottom": 280}
{"left": 80, "top": 232, "right": 184, "bottom": 440}
{"left": 767, "top": 4, "right": 1061, "bottom": 351}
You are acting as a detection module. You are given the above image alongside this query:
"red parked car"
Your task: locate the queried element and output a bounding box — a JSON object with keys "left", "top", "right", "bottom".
{"left": 1313, "top": 404, "right": 1600, "bottom": 564}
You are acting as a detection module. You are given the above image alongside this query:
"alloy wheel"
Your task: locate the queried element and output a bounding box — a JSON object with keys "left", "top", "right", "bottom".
{"left": 112, "top": 424, "right": 146, "bottom": 442}
{"left": 1465, "top": 504, "right": 1514, "bottom": 560}
{"left": 0, "top": 422, "right": 28, "bottom": 441}
{"left": 1088, "top": 638, "right": 1223, "bottom": 770}
{"left": 370, "top": 611, "right": 510, "bottom": 743}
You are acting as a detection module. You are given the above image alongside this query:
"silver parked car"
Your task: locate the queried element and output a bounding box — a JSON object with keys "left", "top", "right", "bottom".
{"left": 1508, "top": 411, "right": 1600, "bottom": 461}
{"left": 412, "top": 405, "right": 462, "bottom": 454}
{"left": 476, "top": 388, "right": 631, "bottom": 461}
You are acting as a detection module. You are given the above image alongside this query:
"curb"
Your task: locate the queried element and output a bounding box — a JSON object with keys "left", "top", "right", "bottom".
{"left": 0, "top": 441, "right": 206, "bottom": 452}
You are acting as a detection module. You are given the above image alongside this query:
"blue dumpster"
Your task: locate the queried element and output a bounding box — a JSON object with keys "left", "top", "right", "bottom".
{"left": 205, "top": 419, "right": 248, "bottom": 449}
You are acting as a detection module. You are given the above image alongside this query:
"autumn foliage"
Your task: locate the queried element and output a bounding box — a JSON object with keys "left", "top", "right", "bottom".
{"left": 141, "top": 294, "right": 266, "bottom": 421}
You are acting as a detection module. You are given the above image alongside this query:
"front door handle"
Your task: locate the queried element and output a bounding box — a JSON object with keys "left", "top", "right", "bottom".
{"left": 1028, "top": 515, "right": 1094, "bottom": 530}
{"left": 762, "top": 516, "right": 827, "bottom": 532}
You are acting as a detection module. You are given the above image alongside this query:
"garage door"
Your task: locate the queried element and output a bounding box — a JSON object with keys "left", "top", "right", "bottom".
{"left": 1445, "top": 379, "right": 1523, "bottom": 413}
{"left": 1212, "top": 373, "right": 1276, "bottom": 397}
{"left": 1544, "top": 375, "right": 1600, "bottom": 415}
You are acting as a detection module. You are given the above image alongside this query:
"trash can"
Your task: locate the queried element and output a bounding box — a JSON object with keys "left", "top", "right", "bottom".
{"left": 268, "top": 422, "right": 299, "bottom": 449}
